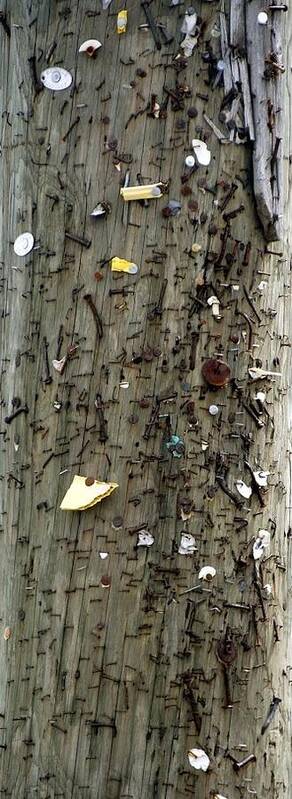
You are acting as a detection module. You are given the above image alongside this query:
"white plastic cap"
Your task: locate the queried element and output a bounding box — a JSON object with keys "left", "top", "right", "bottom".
{"left": 185, "top": 155, "right": 195, "bottom": 168}
{"left": 258, "top": 11, "right": 268, "bottom": 24}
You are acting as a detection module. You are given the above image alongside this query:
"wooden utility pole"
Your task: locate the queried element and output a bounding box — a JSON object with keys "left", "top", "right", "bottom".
{"left": 0, "top": 1, "right": 291, "bottom": 797}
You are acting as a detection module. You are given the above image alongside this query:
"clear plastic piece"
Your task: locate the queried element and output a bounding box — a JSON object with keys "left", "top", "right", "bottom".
{"left": 117, "top": 10, "right": 127, "bottom": 34}
{"left": 111, "top": 257, "right": 138, "bottom": 274}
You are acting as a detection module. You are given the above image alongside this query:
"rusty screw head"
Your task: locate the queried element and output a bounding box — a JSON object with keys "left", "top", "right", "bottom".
{"left": 202, "top": 358, "right": 231, "bottom": 387}
{"left": 143, "top": 348, "right": 154, "bottom": 362}
{"left": 181, "top": 185, "right": 192, "bottom": 197}
{"left": 112, "top": 516, "right": 123, "bottom": 530}
{"left": 128, "top": 413, "right": 138, "bottom": 424}
{"left": 187, "top": 106, "right": 198, "bottom": 118}
{"left": 139, "top": 398, "right": 150, "bottom": 409}
{"left": 216, "top": 636, "right": 237, "bottom": 666}
{"left": 85, "top": 477, "right": 95, "bottom": 486}
{"left": 188, "top": 199, "right": 199, "bottom": 212}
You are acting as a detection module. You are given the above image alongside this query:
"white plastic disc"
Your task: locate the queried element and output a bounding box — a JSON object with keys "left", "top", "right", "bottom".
{"left": 41, "top": 67, "right": 73, "bottom": 91}
{"left": 79, "top": 39, "right": 102, "bottom": 55}
{"left": 198, "top": 565, "right": 216, "bottom": 581}
{"left": 14, "top": 232, "right": 34, "bottom": 256}
{"left": 128, "top": 264, "right": 138, "bottom": 274}
{"left": 209, "top": 404, "right": 219, "bottom": 415}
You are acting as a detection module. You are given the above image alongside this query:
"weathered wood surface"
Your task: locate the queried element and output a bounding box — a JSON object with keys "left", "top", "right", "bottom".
{"left": 0, "top": 1, "right": 291, "bottom": 798}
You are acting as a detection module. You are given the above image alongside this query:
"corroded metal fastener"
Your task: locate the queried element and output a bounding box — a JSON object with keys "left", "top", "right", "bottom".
{"left": 84, "top": 294, "right": 103, "bottom": 338}
{"left": 232, "top": 754, "right": 257, "bottom": 771}
{"left": 216, "top": 632, "right": 237, "bottom": 708}
{"left": 4, "top": 405, "right": 29, "bottom": 424}
{"left": 202, "top": 358, "right": 231, "bottom": 387}
{"left": 141, "top": 1, "right": 161, "bottom": 50}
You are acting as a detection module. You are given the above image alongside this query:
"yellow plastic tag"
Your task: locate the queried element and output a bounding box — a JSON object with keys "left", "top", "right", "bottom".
{"left": 117, "top": 9, "right": 127, "bottom": 33}
{"left": 120, "top": 184, "right": 162, "bottom": 201}
{"left": 111, "top": 257, "right": 138, "bottom": 274}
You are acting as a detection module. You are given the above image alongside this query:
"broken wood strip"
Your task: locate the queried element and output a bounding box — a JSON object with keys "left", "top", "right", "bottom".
{"left": 220, "top": 11, "right": 233, "bottom": 94}
{"left": 238, "top": 57, "right": 255, "bottom": 141}
{"left": 230, "top": 0, "right": 246, "bottom": 53}
{"left": 203, "top": 113, "right": 228, "bottom": 142}
{"left": 246, "top": 0, "right": 284, "bottom": 240}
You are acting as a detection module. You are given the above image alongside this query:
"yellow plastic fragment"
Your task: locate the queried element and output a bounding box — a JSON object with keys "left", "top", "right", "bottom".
{"left": 120, "top": 183, "right": 163, "bottom": 201}
{"left": 60, "top": 475, "right": 118, "bottom": 511}
{"left": 111, "top": 257, "right": 138, "bottom": 274}
{"left": 117, "top": 9, "right": 127, "bottom": 33}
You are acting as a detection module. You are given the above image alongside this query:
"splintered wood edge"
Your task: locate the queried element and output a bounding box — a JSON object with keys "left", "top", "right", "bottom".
{"left": 246, "top": 0, "right": 284, "bottom": 241}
